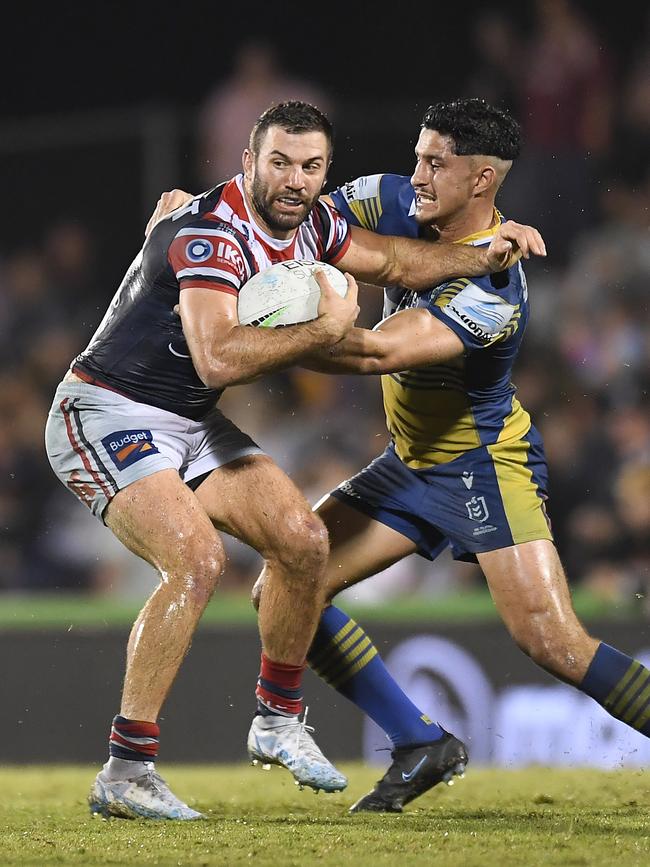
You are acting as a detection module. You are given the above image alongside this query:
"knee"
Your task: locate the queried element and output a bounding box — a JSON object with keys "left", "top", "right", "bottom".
{"left": 269, "top": 509, "right": 329, "bottom": 576}
{"left": 510, "top": 614, "right": 588, "bottom": 675}
{"left": 513, "top": 620, "right": 556, "bottom": 670}
{"left": 164, "top": 535, "right": 225, "bottom": 608}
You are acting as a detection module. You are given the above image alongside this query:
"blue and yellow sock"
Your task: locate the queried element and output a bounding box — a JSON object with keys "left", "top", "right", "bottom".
{"left": 581, "top": 642, "right": 650, "bottom": 736}
{"left": 308, "top": 605, "right": 443, "bottom": 747}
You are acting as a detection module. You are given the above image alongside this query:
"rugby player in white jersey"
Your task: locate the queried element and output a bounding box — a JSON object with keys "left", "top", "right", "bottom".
{"left": 47, "top": 101, "right": 544, "bottom": 820}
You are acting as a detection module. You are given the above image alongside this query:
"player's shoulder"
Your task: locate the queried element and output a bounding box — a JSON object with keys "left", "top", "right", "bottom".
{"left": 329, "top": 173, "right": 415, "bottom": 233}
{"left": 461, "top": 213, "right": 528, "bottom": 302}
{"left": 470, "top": 259, "right": 525, "bottom": 290}
{"left": 335, "top": 173, "right": 411, "bottom": 208}
{"left": 145, "top": 183, "right": 232, "bottom": 250}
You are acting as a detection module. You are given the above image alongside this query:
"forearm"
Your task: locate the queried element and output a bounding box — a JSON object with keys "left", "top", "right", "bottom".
{"left": 302, "top": 308, "right": 465, "bottom": 374}
{"left": 302, "top": 328, "right": 389, "bottom": 375}
{"left": 387, "top": 237, "right": 489, "bottom": 289}
{"left": 198, "top": 322, "right": 334, "bottom": 388}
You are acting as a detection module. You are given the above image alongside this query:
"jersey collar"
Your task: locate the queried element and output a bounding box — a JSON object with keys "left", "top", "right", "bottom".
{"left": 453, "top": 207, "right": 503, "bottom": 246}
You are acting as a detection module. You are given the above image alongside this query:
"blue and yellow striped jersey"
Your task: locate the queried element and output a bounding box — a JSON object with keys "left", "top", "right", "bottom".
{"left": 329, "top": 173, "right": 532, "bottom": 468}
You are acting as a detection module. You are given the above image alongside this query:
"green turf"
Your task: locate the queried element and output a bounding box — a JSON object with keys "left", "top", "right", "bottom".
{"left": 0, "top": 588, "right": 638, "bottom": 629}
{"left": 0, "top": 764, "right": 648, "bottom": 865}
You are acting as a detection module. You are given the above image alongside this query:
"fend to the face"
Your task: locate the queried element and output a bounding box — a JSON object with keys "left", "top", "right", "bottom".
{"left": 244, "top": 126, "right": 330, "bottom": 236}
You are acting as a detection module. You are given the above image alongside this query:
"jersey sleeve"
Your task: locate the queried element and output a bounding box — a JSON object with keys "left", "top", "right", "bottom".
{"left": 428, "top": 274, "right": 523, "bottom": 351}
{"left": 167, "top": 223, "right": 251, "bottom": 296}
{"left": 314, "top": 199, "right": 352, "bottom": 265}
{"left": 328, "top": 173, "right": 414, "bottom": 236}
{"left": 329, "top": 174, "right": 385, "bottom": 230}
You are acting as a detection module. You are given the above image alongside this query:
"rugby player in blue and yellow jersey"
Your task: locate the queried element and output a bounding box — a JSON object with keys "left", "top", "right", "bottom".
{"left": 250, "top": 98, "right": 650, "bottom": 813}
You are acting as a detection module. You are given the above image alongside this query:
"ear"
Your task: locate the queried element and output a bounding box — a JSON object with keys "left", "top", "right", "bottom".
{"left": 242, "top": 148, "right": 253, "bottom": 178}
{"left": 474, "top": 164, "right": 496, "bottom": 196}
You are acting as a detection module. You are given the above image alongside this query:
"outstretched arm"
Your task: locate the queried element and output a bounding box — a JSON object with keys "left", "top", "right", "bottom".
{"left": 337, "top": 221, "right": 545, "bottom": 290}
{"left": 145, "top": 192, "right": 547, "bottom": 286}
{"left": 302, "top": 287, "right": 464, "bottom": 375}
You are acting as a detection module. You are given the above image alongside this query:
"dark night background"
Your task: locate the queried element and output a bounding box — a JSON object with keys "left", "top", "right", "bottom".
{"left": 1, "top": 0, "right": 648, "bottom": 602}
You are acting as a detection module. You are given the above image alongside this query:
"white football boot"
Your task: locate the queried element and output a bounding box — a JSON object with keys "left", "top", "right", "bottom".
{"left": 88, "top": 763, "right": 204, "bottom": 820}
{"left": 247, "top": 710, "right": 347, "bottom": 793}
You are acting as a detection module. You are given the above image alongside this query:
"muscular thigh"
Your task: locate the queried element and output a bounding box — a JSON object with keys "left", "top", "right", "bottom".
{"left": 193, "top": 454, "right": 319, "bottom": 556}
{"left": 105, "top": 468, "right": 223, "bottom": 574}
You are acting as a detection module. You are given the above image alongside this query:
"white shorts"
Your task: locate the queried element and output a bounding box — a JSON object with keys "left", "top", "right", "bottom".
{"left": 45, "top": 380, "right": 263, "bottom": 521}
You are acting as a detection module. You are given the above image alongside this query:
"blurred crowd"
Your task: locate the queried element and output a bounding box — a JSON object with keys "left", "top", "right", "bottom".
{"left": 1, "top": 0, "right": 648, "bottom": 609}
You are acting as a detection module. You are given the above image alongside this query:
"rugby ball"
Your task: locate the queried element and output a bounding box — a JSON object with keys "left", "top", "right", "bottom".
{"left": 237, "top": 260, "right": 348, "bottom": 327}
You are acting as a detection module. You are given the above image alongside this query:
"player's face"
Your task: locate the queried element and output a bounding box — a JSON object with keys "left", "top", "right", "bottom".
{"left": 243, "top": 127, "right": 330, "bottom": 237}
{"left": 411, "top": 129, "right": 477, "bottom": 227}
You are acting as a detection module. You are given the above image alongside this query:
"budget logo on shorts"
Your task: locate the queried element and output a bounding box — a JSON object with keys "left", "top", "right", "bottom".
{"left": 101, "top": 430, "right": 160, "bottom": 470}
{"left": 466, "top": 495, "right": 490, "bottom": 523}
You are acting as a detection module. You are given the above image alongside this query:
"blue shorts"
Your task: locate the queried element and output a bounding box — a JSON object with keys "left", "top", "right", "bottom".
{"left": 331, "top": 426, "right": 553, "bottom": 563}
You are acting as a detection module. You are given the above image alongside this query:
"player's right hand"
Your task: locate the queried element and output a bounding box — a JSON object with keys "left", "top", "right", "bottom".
{"left": 145, "top": 189, "right": 195, "bottom": 237}
{"left": 486, "top": 220, "right": 547, "bottom": 271}
{"left": 314, "top": 269, "right": 360, "bottom": 342}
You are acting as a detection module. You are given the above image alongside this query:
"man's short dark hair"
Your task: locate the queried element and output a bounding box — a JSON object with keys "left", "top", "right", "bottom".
{"left": 250, "top": 101, "right": 334, "bottom": 157}
{"left": 422, "top": 98, "right": 521, "bottom": 160}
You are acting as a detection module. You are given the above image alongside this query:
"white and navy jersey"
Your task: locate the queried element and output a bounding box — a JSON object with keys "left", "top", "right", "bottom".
{"left": 74, "top": 175, "right": 351, "bottom": 420}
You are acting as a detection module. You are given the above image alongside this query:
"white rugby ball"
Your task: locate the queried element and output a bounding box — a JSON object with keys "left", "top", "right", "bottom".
{"left": 237, "top": 259, "right": 348, "bottom": 327}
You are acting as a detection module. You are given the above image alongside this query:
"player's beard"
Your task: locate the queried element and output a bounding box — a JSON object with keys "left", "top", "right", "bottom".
{"left": 250, "top": 175, "right": 317, "bottom": 232}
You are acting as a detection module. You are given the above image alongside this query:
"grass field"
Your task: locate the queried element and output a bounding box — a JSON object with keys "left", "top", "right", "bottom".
{"left": 1, "top": 764, "right": 648, "bottom": 866}
{"left": 0, "top": 587, "right": 639, "bottom": 629}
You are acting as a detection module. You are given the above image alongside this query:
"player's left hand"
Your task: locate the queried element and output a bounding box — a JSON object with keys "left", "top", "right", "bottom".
{"left": 145, "top": 189, "right": 194, "bottom": 237}
{"left": 486, "top": 220, "right": 547, "bottom": 271}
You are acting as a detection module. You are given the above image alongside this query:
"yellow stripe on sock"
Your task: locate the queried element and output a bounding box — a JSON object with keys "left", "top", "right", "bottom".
{"left": 338, "top": 626, "right": 365, "bottom": 654}
{"left": 609, "top": 678, "right": 647, "bottom": 719}
{"left": 630, "top": 696, "right": 650, "bottom": 731}
{"left": 331, "top": 646, "right": 378, "bottom": 689}
{"left": 622, "top": 682, "right": 650, "bottom": 724}
{"left": 611, "top": 671, "right": 650, "bottom": 718}
{"left": 604, "top": 661, "right": 641, "bottom": 709}
{"left": 312, "top": 626, "right": 364, "bottom": 677}
{"left": 333, "top": 618, "right": 358, "bottom": 645}
{"left": 308, "top": 618, "right": 359, "bottom": 670}
{"left": 611, "top": 673, "right": 649, "bottom": 718}
{"left": 318, "top": 635, "right": 371, "bottom": 683}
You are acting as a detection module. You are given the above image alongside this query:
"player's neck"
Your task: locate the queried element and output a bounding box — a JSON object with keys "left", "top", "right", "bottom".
{"left": 436, "top": 201, "right": 497, "bottom": 243}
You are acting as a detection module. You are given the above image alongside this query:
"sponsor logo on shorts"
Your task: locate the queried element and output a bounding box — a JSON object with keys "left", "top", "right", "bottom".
{"left": 101, "top": 430, "right": 160, "bottom": 470}
{"left": 462, "top": 471, "right": 474, "bottom": 490}
{"left": 338, "top": 479, "right": 361, "bottom": 499}
{"left": 465, "top": 495, "right": 499, "bottom": 536}
{"left": 67, "top": 470, "right": 96, "bottom": 508}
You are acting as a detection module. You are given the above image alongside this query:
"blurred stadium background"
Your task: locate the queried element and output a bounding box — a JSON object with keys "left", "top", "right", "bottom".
{"left": 1, "top": 1, "right": 648, "bottom": 766}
